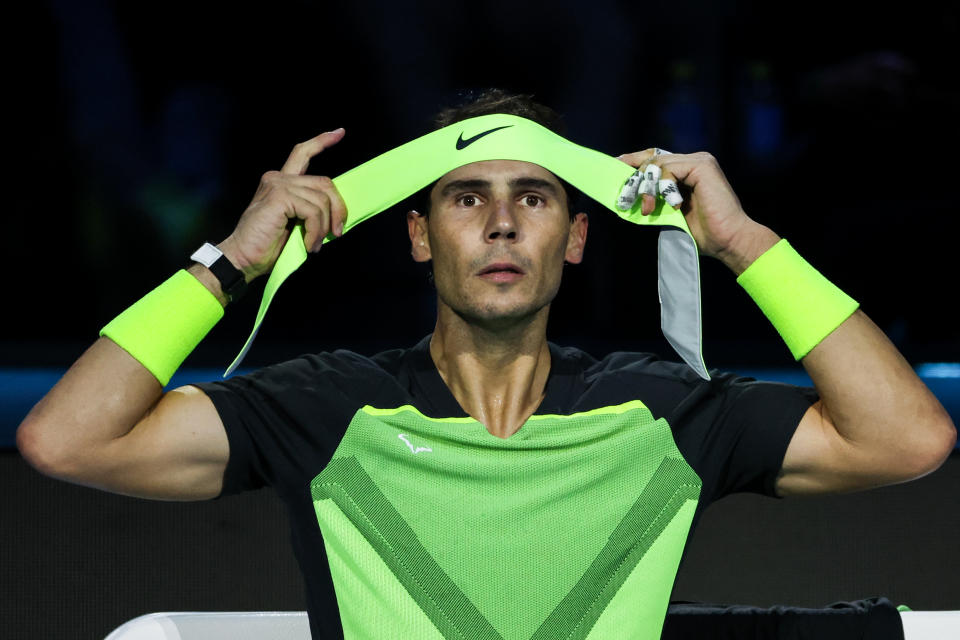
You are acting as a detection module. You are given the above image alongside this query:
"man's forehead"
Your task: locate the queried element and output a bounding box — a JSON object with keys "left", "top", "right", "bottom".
{"left": 434, "top": 159, "right": 560, "bottom": 187}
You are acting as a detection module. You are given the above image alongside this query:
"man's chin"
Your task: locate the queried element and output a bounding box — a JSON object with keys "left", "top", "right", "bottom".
{"left": 451, "top": 302, "right": 548, "bottom": 332}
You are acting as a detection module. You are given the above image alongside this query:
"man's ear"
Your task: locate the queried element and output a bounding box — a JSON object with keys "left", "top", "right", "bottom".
{"left": 407, "top": 210, "right": 431, "bottom": 262}
{"left": 564, "top": 212, "right": 588, "bottom": 264}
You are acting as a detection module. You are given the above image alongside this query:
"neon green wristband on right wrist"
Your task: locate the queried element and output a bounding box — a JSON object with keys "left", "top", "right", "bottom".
{"left": 100, "top": 270, "right": 224, "bottom": 386}
{"left": 737, "top": 239, "right": 859, "bottom": 360}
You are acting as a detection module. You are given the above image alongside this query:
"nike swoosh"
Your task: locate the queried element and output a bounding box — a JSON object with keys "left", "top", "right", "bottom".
{"left": 455, "top": 125, "right": 513, "bottom": 150}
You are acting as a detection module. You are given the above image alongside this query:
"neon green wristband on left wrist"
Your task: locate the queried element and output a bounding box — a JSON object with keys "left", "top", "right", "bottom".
{"left": 737, "top": 239, "right": 859, "bottom": 360}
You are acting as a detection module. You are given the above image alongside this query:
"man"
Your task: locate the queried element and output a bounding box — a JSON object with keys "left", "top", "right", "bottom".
{"left": 17, "top": 91, "right": 956, "bottom": 639}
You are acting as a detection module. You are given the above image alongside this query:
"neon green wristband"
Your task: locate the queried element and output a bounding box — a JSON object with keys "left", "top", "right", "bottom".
{"left": 737, "top": 239, "right": 859, "bottom": 360}
{"left": 100, "top": 270, "right": 225, "bottom": 386}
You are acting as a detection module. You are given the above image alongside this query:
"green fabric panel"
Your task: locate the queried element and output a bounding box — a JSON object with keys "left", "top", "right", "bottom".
{"left": 585, "top": 499, "right": 699, "bottom": 640}
{"left": 314, "top": 499, "right": 449, "bottom": 640}
{"left": 531, "top": 459, "right": 701, "bottom": 640}
{"left": 311, "top": 402, "right": 702, "bottom": 639}
{"left": 314, "top": 457, "right": 502, "bottom": 639}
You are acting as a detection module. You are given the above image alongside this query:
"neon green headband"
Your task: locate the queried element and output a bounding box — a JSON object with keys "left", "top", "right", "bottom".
{"left": 227, "top": 114, "right": 709, "bottom": 379}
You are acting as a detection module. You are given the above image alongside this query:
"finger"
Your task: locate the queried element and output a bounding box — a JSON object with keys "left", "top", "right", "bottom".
{"left": 654, "top": 151, "right": 716, "bottom": 188}
{"left": 651, "top": 163, "right": 683, "bottom": 208}
{"left": 658, "top": 178, "right": 684, "bottom": 208}
{"left": 282, "top": 176, "right": 348, "bottom": 237}
{"left": 639, "top": 163, "right": 661, "bottom": 215}
{"left": 280, "top": 128, "right": 346, "bottom": 176}
{"left": 284, "top": 192, "right": 330, "bottom": 252}
{"left": 617, "top": 169, "right": 641, "bottom": 210}
{"left": 616, "top": 149, "right": 678, "bottom": 211}
{"left": 617, "top": 147, "right": 666, "bottom": 168}
{"left": 285, "top": 183, "right": 331, "bottom": 211}
{"left": 326, "top": 181, "right": 348, "bottom": 237}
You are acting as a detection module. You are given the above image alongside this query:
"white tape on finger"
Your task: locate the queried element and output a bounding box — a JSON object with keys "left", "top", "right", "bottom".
{"left": 639, "top": 177, "right": 657, "bottom": 197}
{"left": 644, "top": 163, "right": 662, "bottom": 186}
{"left": 617, "top": 169, "right": 643, "bottom": 210}
{"left": 659, "top": 179, "right": 683, "bottom": 207}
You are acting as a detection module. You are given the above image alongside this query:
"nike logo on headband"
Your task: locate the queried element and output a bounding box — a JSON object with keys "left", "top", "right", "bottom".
{"left": 456, "top": 125, "right": 513, "bottom": 150}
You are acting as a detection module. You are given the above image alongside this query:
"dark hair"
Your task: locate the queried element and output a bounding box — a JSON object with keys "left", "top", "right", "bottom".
{"left": 415, "top": 89, "right": 583, "bottom": 217}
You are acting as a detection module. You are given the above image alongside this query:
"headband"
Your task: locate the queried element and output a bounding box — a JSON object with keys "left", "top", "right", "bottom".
{"left": 226, "top": 114, "right": 709, "bottom": 379}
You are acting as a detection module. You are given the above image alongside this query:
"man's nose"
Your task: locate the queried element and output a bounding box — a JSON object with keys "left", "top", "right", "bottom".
{"left": 484, "top": 200, "right": 518, "bottom": 241}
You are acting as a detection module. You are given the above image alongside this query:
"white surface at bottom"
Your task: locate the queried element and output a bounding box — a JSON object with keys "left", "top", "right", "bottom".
{"left": 901, "top": 611, "right": 960, "bottom": 640}
{"left": 103, "top": 611, "right": 310, "bottom": 640}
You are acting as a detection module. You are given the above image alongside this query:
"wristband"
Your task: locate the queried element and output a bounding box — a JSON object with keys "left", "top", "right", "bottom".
{"left": 100, "top": 270, "right": 225, "bottom": 386}
{"left": 737, "top": 239, "right": 859, "bottom": 360}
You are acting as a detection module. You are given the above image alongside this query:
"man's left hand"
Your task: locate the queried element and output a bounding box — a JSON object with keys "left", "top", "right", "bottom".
{"left": 618, "top": 149, "right": 779, "bottom": 274}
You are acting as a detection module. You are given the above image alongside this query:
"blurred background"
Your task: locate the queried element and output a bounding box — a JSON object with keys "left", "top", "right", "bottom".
{"left": 3, "top": 1, "right": 958, "bottom": 638}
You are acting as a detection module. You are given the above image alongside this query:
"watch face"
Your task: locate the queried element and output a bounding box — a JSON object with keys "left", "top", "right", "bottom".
{"left": 191, "top": 243, "right": 223, "bottom": 267}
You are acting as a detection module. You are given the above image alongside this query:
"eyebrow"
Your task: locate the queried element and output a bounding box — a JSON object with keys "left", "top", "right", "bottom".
{"left": 439, "top": 176, "right": 561, "bottom": 199}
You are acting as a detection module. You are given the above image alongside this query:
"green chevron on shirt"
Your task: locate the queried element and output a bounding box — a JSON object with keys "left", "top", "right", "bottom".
{"left": 311, "top": 401, "right": 702, "bottom": 639}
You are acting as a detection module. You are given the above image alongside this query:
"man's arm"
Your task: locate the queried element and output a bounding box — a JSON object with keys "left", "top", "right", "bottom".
{"left": 778, "top": 311, "right": 955, "bottom": 495}
{"left": 16, "top": 129, "right": 349, "bottom": 500}
{"left": 713, "top": 224, "right": 956, "bottom": 496}
{"left": 618, "top": 150, "right": 956, "bottom": 495}
{"left": 16, "top": 315, "right": 230, "bottom": 501}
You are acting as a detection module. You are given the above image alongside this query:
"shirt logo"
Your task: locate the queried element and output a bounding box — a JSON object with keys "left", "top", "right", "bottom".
{"left": 455, "top": 125, "right": 513, "bottom": 150}
{"left": 398, "top": 433, "right": 432, "bottom": 454}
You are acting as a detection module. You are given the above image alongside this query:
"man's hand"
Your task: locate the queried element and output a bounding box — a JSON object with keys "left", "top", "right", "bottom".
{"left": 618, "top": 149, "right": 779, "bottom": 274}
{"left": 218, "top": 129, "right": 349, "bottom": 281}
{"left": 617, "top": 150, "right": 956, "bottom": 496}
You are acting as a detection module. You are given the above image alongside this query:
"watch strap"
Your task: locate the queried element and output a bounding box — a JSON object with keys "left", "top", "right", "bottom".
{"left": 191, "top": 243, "right": 247, "bottom": 303}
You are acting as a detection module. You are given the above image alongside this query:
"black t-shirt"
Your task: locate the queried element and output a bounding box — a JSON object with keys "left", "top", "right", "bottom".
{"left": 194, "top": 335, "right": 816, "bottom": 639}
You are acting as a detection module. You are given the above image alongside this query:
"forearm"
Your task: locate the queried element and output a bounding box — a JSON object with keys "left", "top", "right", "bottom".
{"left": 728, "top": 228, "right": 956, "bottom": 478}
{"left": 16, "top": 267, "right": 227, "bottom": 477}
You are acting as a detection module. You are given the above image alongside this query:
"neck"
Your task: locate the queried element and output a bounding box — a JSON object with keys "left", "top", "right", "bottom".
{"left": 430, "top": 304, "right": 552, "bottom": 439}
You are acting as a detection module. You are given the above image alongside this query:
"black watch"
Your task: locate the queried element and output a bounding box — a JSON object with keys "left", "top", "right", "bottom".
{"left": 190, "top": 243, "right": 248, "bottom": 303}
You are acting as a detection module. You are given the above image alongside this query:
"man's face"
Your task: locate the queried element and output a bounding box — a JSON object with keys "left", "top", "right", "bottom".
{"left": 407, "top": 160, "right": 588, "bottom": 329}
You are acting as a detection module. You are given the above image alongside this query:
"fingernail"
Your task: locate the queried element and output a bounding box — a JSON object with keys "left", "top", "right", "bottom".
{"left": 336, "top": 222, "right": 344, "bottom": 236}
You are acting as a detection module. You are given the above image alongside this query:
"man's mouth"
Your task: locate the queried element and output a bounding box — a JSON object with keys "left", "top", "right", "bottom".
{"left": 477, "top": 262, "right": 525, "bottom": 282}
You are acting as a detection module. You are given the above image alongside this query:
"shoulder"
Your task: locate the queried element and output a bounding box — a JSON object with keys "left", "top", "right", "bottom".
{"left": 199, "top": 342, "right": 421, "bottom": 402}
{"left": 550, "top": 342, "right": 813, "bottom": 418}
{"left": 557, "top": 344, "right": 713, "bottom": 390}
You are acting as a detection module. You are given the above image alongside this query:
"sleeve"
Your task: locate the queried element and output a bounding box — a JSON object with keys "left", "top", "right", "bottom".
{"left": 191, "top": 351, "right": 383, "bottom": 498}
{"left": 662, "top": 362, "right": 818, "bottom": 501}
{"left": 712, "top": 376, "right": 818, "bottom": 498}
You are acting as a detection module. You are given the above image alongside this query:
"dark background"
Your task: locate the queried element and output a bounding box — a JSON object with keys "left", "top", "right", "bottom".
{"left": 4, "top": 1, "right": 959, "bottom": 638}
{"left": 7, "top": 0, "right": 960, "bottom": 369}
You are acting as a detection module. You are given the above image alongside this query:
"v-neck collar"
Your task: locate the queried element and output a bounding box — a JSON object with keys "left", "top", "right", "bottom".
{"left": 404, "top": 333, "right": 582, "bottom": 421}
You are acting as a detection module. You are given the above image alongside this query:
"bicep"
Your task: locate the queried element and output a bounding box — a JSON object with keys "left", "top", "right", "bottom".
{"left": 776, "top": 400, "right": 913, "bottom": 496}
{"left": 95, "top": 385, "right": 230, "bottom": 500}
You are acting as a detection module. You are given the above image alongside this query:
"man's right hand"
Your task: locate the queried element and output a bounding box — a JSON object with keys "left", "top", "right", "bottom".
{"left": 218, "top": 128, "right": 348, "bottom": 281}
{"left": 15, "top": 130, "right": 348, "bottom": 501}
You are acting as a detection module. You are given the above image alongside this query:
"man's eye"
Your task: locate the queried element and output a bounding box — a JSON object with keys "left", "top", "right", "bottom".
{"left": 458, "top": 195, "right": 479, "bottom": 206}
{"left": 523, "top": 195, "right": 544, "bottom": 207}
